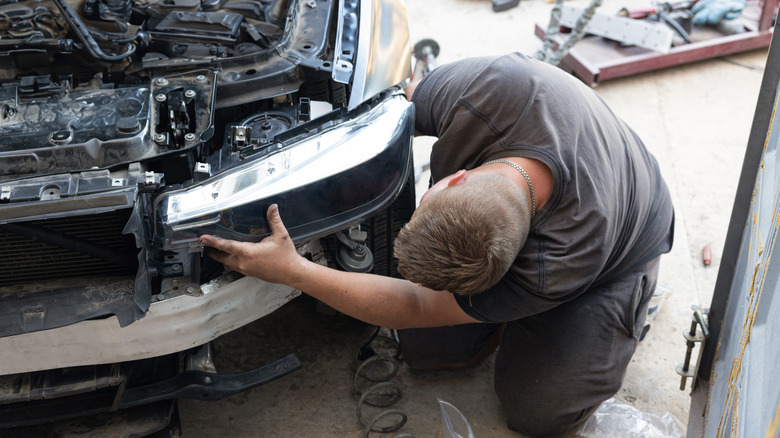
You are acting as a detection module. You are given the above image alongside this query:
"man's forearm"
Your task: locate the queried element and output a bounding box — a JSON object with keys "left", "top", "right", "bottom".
{"left": 199, "top": 205, "right": 479, "bottom": 329}
{"left": 289, "top": 259, "right": 441, "bottom": 329}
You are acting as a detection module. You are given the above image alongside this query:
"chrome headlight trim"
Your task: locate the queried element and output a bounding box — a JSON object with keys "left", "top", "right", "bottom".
{"left": 347, "top": 0, "right": 412, "bottom": 110}
{"left": 155, "top": 94, "right": 412, "bottom": 243}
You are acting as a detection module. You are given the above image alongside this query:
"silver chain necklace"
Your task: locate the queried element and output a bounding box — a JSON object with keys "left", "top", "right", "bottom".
{"left": 482, "top": 159, "right": 536, "bottom": 219}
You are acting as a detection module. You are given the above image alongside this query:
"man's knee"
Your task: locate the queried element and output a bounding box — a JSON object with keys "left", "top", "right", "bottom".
{"left": 496, "top": 385, "right": 601, "bottom": 437}
{"left": 493, "top": 349, "right": 617, "bottom": 437}
{"left": 397, "top": 324, "right": 502, "bottom": 371}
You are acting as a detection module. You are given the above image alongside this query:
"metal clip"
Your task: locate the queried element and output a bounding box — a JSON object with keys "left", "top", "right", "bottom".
{"left": 676, "top": 308, "right": 709, "bottom": 390}
{"left": 193, "top": 162, "right": 211, "bottom": 182}
{"left": 231, "top": 125, "right": 252, "bottom": 153}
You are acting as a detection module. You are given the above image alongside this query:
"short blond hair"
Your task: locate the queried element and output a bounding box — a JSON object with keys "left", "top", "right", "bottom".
{"left": 394, "top": 173, "right": 530, "bottom": 296}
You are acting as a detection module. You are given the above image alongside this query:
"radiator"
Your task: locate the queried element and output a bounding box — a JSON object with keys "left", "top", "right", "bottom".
{"left": 0, "top": 210, "right": 138, "bottom": 286}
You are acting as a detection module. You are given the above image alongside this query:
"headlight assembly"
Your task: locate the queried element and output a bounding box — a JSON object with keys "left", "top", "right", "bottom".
{"left": 154, "top": 93, "right": 414, "bottom": 249}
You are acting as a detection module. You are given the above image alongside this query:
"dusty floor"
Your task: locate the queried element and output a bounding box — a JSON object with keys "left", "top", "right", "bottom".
{"left": 179, "top": 0, "right": 769, "bottom": 436}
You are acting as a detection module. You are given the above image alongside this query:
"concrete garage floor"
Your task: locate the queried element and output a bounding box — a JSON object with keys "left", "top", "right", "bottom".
{"left": 179, "top": 0, "right": 769, "bottom": 436}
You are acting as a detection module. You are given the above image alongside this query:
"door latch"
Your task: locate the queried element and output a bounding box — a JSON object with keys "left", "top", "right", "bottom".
{"left": 676, "top": 308, "right": 709, "bottom": 390}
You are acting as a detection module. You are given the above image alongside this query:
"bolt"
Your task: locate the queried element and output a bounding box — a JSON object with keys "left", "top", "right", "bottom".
{"left": 155, "top": 93, "right": 167, "bottom": 102}
{"left": 195, "top": 75, "right": 208, "bottom": 84}
{"left": 204, "top": 376, "right": 213, "bottom": 384}
{"left": 154, "top": 133, "right": 166, "bottom": 143}
{"left": 154, "top": 77, "right": 169, "bottom": 86}
{"left": 186, "top": 286, "right": 196, "bottom": 294}
{"left": 184, "top": 89, "right": 196, "bottom": 98}
{"left": 184, "top": 133, "right": 197, "bottom": 142}
{"left": 158, "top": 294, "right": 166, "bottom": 301}
{"left": 171, "top": 264, "right": 182, "bottom": 272}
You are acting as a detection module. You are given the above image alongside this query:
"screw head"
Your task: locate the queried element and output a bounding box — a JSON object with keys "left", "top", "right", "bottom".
{"left": 184, "top": 89, "right": 196, "bottom": 98}
{"left": 184, "top": 133, "right": 197, "bottom": 141}
{"left": 195, "top": 75, "right": 207, "bottom": 83}
{"left": 155, "top": 93, "right": 167, "bottom": 102}
{"left": 171, "top": 264, "right": 182, "bottom": 272}
{"left": 154, "top": 77, "right": 169, "bottom": 86}
{"left": 204, "top": 376, "right": 213, "bottom": 384}
{"left": 154, "top": 133, "right": 166, "bottom": 143}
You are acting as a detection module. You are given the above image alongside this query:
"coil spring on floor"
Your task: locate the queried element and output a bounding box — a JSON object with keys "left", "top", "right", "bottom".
{"left": 353, "top": 328, "right": 414, "bottom": 438}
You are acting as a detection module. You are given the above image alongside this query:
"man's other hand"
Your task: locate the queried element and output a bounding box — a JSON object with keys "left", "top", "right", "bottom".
{"left": 199, "top": 204, "right": 304, "bottom": 285}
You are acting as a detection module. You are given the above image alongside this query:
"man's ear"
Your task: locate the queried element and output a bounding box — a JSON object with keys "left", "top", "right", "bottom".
{"left": 447, "top": 170, "right": 467, "bottom": 187}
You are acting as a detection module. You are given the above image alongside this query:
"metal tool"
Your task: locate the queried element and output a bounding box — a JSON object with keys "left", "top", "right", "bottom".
{"left": 412, "top": 38, "right": 440, "bottom": 81}
{"left": 411, "top": 39, "right": 439, "bottom": 182}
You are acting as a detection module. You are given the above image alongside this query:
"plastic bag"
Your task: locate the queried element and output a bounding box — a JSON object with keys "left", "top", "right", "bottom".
{"left": 438, "top": 399, "right": 475, "bottom": 438}
{"left": 576, "top": 398, "right": 684, "bottom": 438}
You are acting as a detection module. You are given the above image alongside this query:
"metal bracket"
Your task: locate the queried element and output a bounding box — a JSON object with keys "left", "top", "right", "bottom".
{"left": 186, "top": 343, "right": 217, "bottom": 374}
{"left": 193, "top": 162, "right": 211, "bottom": 182}
{"left": 332, "top": 0, "right": 357, "bottom": 84}
{"left": 140, "top": 171, "right": 163, "bottom": 191}
{"left": 0, "top": 186, "right": 11, "bottom": 202}
{"left": 676, "top": 308, "right": 709, "bottom": 390}
{"left": 158, "top": 277, "right": 201, "bottom": 300}
{"left": 230, "top": 125, "right": 252, "bottom": 152}
{"left": 559, "top": 5, "right": 674, "bottom": 53}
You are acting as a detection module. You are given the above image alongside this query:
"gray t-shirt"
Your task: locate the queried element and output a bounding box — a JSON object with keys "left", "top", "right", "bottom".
{"left": 412, "top": 53, "right": 674, "bottom": 323}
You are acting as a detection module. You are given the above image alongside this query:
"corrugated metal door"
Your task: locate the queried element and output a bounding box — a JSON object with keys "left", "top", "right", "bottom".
{"left": 688, "top": 18, "right": 780, "bottom": 438}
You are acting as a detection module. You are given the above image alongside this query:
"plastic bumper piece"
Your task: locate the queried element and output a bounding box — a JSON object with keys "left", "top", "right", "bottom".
{"left": 0, "top": 275, "right": 301, "bottom": 375}
{"left": 118, "top": 353, "right": 302, "bottom": 409}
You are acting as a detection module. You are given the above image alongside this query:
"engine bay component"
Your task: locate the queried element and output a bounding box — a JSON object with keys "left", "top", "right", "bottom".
{"left": 0, "top": 0, "right": 415, "bottom": 433}
{"left": 335, "top": 228, "right": 374, "bottom": 272}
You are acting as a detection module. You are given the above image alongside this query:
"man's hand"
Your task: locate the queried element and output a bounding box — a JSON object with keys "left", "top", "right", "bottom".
{"left": 199, "top": 204, "right": 305, "bottom": 285}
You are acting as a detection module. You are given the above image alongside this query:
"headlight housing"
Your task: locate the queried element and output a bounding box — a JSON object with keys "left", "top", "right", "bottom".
{"left": 154, "top": 93, "right": 414, "bottom": 250}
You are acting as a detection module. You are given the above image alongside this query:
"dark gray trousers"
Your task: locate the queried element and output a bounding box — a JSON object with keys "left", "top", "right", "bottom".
{"left": 397, "top": 257, "right": 660, "bottom": 437}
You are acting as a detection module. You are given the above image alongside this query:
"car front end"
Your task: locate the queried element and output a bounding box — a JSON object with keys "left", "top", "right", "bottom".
{"left": 0, "top": 0, "right": 415, "bottom": 434}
